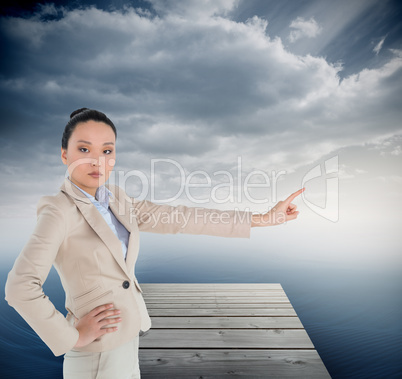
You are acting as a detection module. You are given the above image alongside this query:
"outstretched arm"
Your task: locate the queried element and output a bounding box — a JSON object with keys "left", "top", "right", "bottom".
{"left": 251, "top": 188, "right": 305, "bottom": 227}
{"left": 131, "top": 199, "right": 253, "bottom": 238}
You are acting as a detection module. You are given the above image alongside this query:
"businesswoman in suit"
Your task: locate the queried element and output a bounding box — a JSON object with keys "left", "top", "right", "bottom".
{"left": 5, "top": 108, "right": 304, "bottom": 378}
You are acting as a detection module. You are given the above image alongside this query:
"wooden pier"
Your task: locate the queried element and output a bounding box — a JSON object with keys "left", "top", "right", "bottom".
{"left": 139, "top": 283, "right": 330, "bottom": 378}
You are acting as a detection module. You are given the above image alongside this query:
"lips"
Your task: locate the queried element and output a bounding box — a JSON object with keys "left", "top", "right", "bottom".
{"left": 88, "top": 172, "right": 103, "bottom": 178}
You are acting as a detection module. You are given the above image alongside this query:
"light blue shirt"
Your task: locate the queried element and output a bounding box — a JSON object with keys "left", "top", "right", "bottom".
{"left": 69, "top": 180, "right": 130, "bottom": 260}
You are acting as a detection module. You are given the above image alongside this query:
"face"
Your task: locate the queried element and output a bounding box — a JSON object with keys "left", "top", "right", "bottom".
{"left": 61, "top": 120, "right": 116, "bottom": 196}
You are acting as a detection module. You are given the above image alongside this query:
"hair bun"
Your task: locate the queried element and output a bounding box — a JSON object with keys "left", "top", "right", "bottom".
{"left": 70, "top": 108, "right": 89, "bottom": 119}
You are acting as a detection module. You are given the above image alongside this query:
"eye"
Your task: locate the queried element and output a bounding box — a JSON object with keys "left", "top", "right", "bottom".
{"left": 104, "top": 149, "right": 113, "bottom": 155}
{"left": 79, "top": 147, "right": 89, "bottom": 153}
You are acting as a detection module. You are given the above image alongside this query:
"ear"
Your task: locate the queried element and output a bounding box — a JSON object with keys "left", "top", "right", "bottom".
{"left": 61, "top": 147, "right": 67, "bottom": 165}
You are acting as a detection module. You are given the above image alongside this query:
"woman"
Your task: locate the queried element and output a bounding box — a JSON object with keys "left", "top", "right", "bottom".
{"left": 5, "top": 108, "right": 304, "bottom": 378}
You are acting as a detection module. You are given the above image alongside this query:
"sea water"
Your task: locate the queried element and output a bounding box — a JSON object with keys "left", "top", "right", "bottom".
{"left": 1, "top": 246, "right": 401, "bottom": 379}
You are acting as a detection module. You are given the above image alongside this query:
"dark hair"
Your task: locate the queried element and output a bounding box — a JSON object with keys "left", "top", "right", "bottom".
{"left": 61, "top": 108, "right": 117, "bottom": 149}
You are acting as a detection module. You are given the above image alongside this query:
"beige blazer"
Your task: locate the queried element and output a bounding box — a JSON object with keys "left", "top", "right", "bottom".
{"left": 5, "top": 178, "right": 252, "bottom": 356}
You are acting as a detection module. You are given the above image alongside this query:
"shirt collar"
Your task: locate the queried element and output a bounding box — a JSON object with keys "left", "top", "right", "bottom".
{"left": 95, "top": 185, "right": 112, "bottom": 209}
{"left": 67, "top": 178, "right": 112, "bottom": 209}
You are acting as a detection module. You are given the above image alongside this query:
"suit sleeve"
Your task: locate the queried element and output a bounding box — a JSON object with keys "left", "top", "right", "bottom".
{"left": 130, "top": 198, "right": 253, "bottom": 238}
{"left": 4, "top": 197, "right": 79, "bottom": 356}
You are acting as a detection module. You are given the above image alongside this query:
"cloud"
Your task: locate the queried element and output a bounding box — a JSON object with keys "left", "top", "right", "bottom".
{"left": 0, "top": 3, "right": 401, "bottom": 213}
{"left": 148, "top": 0, "right": 239, "bottom": 19}
{"left": 380, "top": 145, "right": 401, "bottom": 156}
{"left": 373, "top": 35, "right": 386, "bottom": 55}
{"left": 355, "top": 168, "right": 367, "bottom": 174}
{"left": 288, "top": 17, "right": 322, "bottom": 43}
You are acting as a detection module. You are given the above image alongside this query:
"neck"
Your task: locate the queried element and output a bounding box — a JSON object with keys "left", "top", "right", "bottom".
{"left": 68, "top": 178, "right": 98, "bottom": 197}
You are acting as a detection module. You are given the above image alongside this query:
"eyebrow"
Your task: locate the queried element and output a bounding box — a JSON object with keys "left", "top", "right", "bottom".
{"left": 77, "top": 140, "right": 115, "bottom": 146}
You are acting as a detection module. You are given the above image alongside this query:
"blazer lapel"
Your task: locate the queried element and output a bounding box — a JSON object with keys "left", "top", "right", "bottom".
{"left": 108, "top": 189, "right": 137, "bottom": 275}
{"left": 60, "top": 179, "right": 130, "bottom": 277}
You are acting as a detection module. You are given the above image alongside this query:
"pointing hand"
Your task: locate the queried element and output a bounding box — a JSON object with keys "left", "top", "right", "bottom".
{"left": 251, "top": 188, "right": 305, "bottom": 227}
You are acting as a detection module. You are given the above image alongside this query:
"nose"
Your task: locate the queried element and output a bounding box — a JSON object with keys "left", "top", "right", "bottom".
{"left": 91, "top": 158, "right": 101, "bottom": 167}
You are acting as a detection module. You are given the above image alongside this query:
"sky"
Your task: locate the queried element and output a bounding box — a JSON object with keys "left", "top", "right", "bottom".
{"left": 0, "top": 0, "right": 401, "bottom": 270}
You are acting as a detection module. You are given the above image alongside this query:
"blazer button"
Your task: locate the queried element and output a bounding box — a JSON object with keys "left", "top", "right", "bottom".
{"left": 122, "top": 280, "right": 130, "bottom": 289}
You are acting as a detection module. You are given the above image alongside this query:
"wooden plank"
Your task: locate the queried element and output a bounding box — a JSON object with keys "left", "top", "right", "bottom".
{"left": 140, "top": 329, "right": 314, "bottom": 349}
{"left": 148, "top": 308, "right": 297, "bottom": 316}
{"left": 146, "top": 302, "right": 291, "bottom": 308}
{"left": 139, "top": 349, "right": 331, "bottom": 378}
{"left": 139, "top": 283, "right": 330, "bottom": 378}
{"left": 142, "top": 285, "right": 285, "bottom": 289}
{"left": 149, "top": 316, "right": 304, "bottom": 329}
{"left": 147, "top": 304, "right": 292, "bottom": 309}
{"left": 143, "top": 291, "right": 287, "bottom": 297}
{"left": 141, "top": 283, "right": 283, "bottom": 291}
{"left": 143, "top": 296, "right": 290, "bottom": 303}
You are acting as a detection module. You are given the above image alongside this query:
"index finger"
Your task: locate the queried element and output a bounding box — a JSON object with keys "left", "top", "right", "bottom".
{"left": 285, "top": 188, "right": 305, "bottom": 203}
